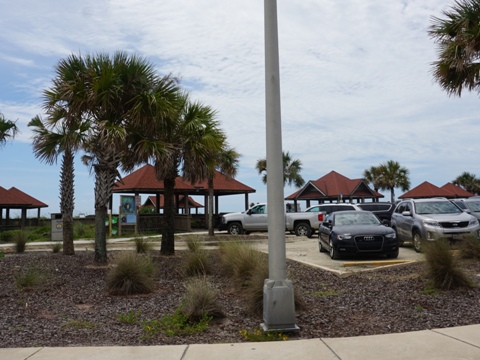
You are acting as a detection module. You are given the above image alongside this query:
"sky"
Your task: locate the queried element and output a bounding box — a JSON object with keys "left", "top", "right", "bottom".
{"left": 1, "top": 0, "right": 479, "bottom": 218}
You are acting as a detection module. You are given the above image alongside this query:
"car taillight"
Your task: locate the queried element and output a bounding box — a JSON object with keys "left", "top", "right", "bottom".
{"left": 318, "top": 213, "right": 324, "bottom": 222}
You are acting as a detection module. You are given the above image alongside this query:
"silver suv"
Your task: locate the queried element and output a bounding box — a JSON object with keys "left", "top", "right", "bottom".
{"left": 450, "top": 197, "right": 480, "bottom": 221}
{"left": 391, "top": 198, "right": 480, "bottom": 252}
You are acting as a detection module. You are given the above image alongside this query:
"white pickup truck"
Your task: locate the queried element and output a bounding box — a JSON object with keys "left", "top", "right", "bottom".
{"left": 218, "top": 203, "right": 325, "bottom": 237}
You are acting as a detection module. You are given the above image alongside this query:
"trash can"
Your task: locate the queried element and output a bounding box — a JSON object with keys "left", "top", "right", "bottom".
{"left": 51, "top": 213, "right": 63, "bottom": 241}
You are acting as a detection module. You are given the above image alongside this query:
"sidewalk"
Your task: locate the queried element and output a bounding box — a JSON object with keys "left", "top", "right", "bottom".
{"left": 2, "top": 324, "right": 480, "bottom": 360}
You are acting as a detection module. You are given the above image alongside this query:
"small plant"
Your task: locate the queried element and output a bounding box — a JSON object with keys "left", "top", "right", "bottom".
{"left": 117, "top": 310, "right": 141, "bottom": 325}
{"left": 52, "top": 242, "right": 62, "bottom": 253}
{"left": 423, "top": 240, "right": 475, "bottom": 290}
{"left": 14, "top": 231, "right": 28, "bottom": 253}
{"left": 415, "top": 305, "right": 424, "bottom": 312}
{"left": 312, "top": 290, "right": 339, "bottom": 297}
{"left": 459, "top": 236, "right": 480, "bottom": 260}
{"left": 142, "top": 310, "right": 211, "bottom": 338}
{"left": 134, "top": 236, "right": 152, "bottom": 254}
{"left": 106, "top": 252, "right": 156, "bottom": 295}
{"left": 422, "top": 287, "right": 438, "bottom": 295}
{"left": 218, "top": 241, "right": 264, "bottom": 284}
{"left": 240, "top": 327, "right": 288, "bottom": 342}
{"left": 0, "top": 250, "right": 4, "bottom": 259}
{"left": 14, "top": 268, "right": 44, "bottom": 289}
{"left": 62, "top": 320, "right": 96, "bottom": 329}
{"left": 180, "top": 278, "right": 224, "bottom": 320}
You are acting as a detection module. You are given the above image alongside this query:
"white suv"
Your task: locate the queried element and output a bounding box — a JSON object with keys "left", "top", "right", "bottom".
{"left": 391, "top": 198, "right": 480, "bottom": 252}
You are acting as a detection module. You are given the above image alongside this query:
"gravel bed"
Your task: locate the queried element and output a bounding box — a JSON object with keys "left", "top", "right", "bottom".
{"left": 1, "top": 250, "right": 480, "bottom": 348}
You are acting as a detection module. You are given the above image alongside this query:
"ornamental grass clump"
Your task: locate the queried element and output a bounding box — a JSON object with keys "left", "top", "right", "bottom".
{"left": 218, "top": 241, "right": 263, "bottom": 286}
{"left": 424, "top": 240, "right": 475, "bottom": 290}
{"left": 107, "top": 252, "right": 156, "bottom": 295}
{"left": 134, "top": 236, "right": 152, "bottom": 254}
{"left": 180, "top": 278, "right": 224, "bottom": 320}
{"left": 14, "top": 231, "right": 28, "bottom": 253}
{"left": 459, "top": 235, "right": 480, "bottom": 260}
{"left": 182, "top": 237, "right": 212, "bottom": 277}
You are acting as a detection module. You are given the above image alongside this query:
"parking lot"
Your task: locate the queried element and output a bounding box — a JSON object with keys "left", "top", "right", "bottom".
{"left": 253, "top": 235, "right": 425, "bottom": 276}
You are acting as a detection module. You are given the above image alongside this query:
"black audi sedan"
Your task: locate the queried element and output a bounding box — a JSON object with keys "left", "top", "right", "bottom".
{"left": 318, "top": 210, "right": 398, "bottom": 260}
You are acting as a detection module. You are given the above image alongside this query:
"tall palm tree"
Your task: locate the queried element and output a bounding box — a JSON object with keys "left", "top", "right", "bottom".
{"left": 0, "top": 113, "right": 18, "bottom": 147}
{"left": 44, "top": 52, "right": 178, "bottom": 263}
{"left": 363, "top": 165, "right": 383, "bottom": 193}
{"left": 28, "top": 115, "right": 89, "bottom": 255}
{"left": 153, "top": 95, "right": 224, "bottom": 255}
{"left": 429, "top": 0, "right": 480, "bottom": 96}
{"left": 378, "top": 160, "right": 410, "bottom": 203}
{"left": 453, "top": 171, "right": 480, "bottom": 194}
{"left": 255, "top": 151, "right": 305, "bottom": 188}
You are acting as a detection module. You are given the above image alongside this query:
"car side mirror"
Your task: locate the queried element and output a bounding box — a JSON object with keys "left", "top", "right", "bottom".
{"left": 401, "top": 211, "right": 411, "bottom": 217}
{"left": 322, "top": 221, "right": 332, "bottom": 229}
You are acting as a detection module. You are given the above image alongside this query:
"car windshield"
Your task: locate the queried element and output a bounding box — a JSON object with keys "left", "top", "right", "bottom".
{"left": 334, "top": 212, "right": 380, "bottom": 226}
{"left": 465, "top": 201, "right": 480, "bottom": 212}
{"left": 415, "top": 201, "right": 462, "bottom": 215}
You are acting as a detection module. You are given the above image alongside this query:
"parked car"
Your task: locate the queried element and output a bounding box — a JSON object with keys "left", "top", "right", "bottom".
{"left": 318, "top": 210, "right": 398, "bottom": 260}
{"left": 391, "top": 198, "right": 480, "bottom": 253}
{"left": 218, "top": 203, "right": 326, "bottom": 237}
{"left": 450, "top": 197, "right": 480, "bottom": 221}
{"left": 305, "top": 203, "right": 361, "bottom": 215}
{"left": 356, "top": 202, "right": 395, "bottom": 226}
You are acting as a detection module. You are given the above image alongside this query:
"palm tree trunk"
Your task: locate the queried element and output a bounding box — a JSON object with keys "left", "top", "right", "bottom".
{"left": 93, "top": 164, "right": 117, "bottom": 263}
{"left": 208, "top": 176, "right": 214, "bottom": 236}
{"left": 390, "top": 188, "right": 395, "bottom": 204}
{"left": 161, "top": 176, "right": 176, "bottom": 255}
{"left": 61, "top": 149, "right": 75, "bottom": 255}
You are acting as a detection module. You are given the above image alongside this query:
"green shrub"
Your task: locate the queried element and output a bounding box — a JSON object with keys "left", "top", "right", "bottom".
{"left": 52, "top": 242, "right": 62, "bottom": 253}
{"left": 240, "top": 327, "right": 288, "bottom": 342}
{"left": 424, "top": 240, "right": 475, "bottom": 290}
{"left": 180, "top": 278, "right": 224, "bottom": 320}
{"left": 142, "top": 310, "right": 211, "bottom": 338}
{"left": 0, "top": 251, "right": 4, "bottom": 259}
{"left": 106, "top": 252, "right": 156, "bottom": 295}
{"left": 0, "top": 230, "right": 16, "bottom": 243}
{"left": 459, "top": 236, "right": 480, "bottom": 260}
{"left": 117, "top": 310, "right": 141, "bottom": 325}
{"left": 134, "top": 236, "right": 152, "bottom": 254}
{"left": 14, "top": 231, "right": 28, "bottom": 253}
{"left": 74, "top": 222, "right": 95, "bottom": 239}
{"left": 14, "top": 267, "right": 45, "bottom": 289}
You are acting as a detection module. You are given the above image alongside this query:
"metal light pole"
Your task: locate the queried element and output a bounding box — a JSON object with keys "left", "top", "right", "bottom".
{"left": 261, "top": 0, "right": 298, "bottom": 332}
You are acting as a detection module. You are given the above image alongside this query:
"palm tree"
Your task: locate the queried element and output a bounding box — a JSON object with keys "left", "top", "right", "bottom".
{"left": 0, "top": 113, "right": 18, "bottom": 147}
{"left": 453, "top": 171, "right": 480, "bottom": 194}
{"left": 429, "top": 0, "right": 480, "bottom": 96}
{"left": 363, "top": 165, "right": 383, "bottom": 193}
{"left": 28, "top": 115, "right": 89, "bottom": 255}
{"left": 378, "top": 160, "right": 410, "bottom": 203}
{"left": 152, "top": 95, "right": 224, "bottom": 255}
{"left": 255, "top": 151, "right": 305, "bottom": 188}
{"left": 44, "top": 52, "right": 179, "bottom": 263}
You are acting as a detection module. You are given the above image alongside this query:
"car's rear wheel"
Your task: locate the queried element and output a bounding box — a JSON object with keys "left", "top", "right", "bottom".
{"left": 227, "top": 222, "right": 243, "bottom": 235}
{"left": 413, "top": 231, "right": 424, "bottom": 253}
{"left": 329, "top": 237, "right": 339, "bottom": 260}
{"left": 295, "top": 222, "right": 312, "bottom": 238}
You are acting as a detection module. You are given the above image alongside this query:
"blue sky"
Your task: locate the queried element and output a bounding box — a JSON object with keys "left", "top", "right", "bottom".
{"left": 1, "top": 0, "right": 479, "bottom": 217}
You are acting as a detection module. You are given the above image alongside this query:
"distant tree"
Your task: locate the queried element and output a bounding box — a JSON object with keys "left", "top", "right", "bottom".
{"left": 378, "top": 160, "right": 411, "bottom": 203}
{"left": 0, "top": 113, "right": 18, "bottom": 147}
{"left": 453, "top": 171, "right": 480, "bottom": 194}
{"left": 205, "top": 141, "right": 240, "bottom": 236}
{"left": 429, "top": 0, "right": 480, "bottom": 96}
{"left": 363, "top": 165, "right": 383, "bottom": 193}
{"left": 255, "top": 151, "right": 305, "bottom": 188}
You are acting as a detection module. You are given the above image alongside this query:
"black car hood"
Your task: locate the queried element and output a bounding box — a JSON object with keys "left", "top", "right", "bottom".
{"left": 333, "top": 225, "right": 394, "bottom": 235}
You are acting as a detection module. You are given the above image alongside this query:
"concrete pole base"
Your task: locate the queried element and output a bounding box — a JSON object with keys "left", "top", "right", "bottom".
{"left": 261, "top": 279, "right": 300, "bottom": 332}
